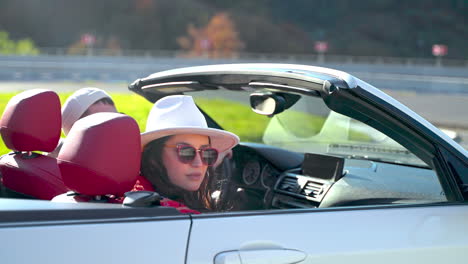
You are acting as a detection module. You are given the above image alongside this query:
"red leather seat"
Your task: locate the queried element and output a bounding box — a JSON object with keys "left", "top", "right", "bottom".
{"left": 0, "top": 89, "right": 67, "bottom": 200}
{"left": 53, "top": 112, "right": 141, "bottom": 203}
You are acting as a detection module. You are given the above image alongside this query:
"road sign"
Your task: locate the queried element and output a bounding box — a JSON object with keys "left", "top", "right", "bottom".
{"left": 432, "top": 44, "right": 448, "bottom": 57}
{"left": 314, "top": 41, "right": 328, "bottom": 53}
{"left": 81, "top": 34, "right": 96, "bottom": 46}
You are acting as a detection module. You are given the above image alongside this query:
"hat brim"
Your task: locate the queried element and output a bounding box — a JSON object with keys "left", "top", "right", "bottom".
{"left": 141, "top": 127, "right": 239, "bottom": 153}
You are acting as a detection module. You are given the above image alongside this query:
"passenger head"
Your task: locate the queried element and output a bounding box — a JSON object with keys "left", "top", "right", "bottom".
{"left": 140, "top": 95, "right": 239, "bottom": 209}
{"left": 61, "top": 87, "right": 117, "bottom": 135}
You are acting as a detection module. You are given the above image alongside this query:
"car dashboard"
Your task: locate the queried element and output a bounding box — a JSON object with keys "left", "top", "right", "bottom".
{"left": 229, "top": 143, "right": 446, "bottom": 211}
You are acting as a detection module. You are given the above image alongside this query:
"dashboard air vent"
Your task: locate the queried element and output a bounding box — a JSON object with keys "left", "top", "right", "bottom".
{"left": 278, "top": 176, "right": 300, "bottom": 193}
{"left": 275, "top": 173, "right": 332, "bottom": 203}
{"left": 300, "top": 181, "right": 323, "bottom": 198}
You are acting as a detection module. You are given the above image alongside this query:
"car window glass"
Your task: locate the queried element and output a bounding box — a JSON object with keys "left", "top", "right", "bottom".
{"left": 191, "top": 90, "right": 447, "bottom": 212}
{"left": 271, "top": 96, "right": 427, "bottom": 167}
{"left": 193, "top": 91, "right": 426, "bottom": 167}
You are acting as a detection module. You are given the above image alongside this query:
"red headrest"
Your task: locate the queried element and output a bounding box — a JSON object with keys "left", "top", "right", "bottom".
{"left": 0, "top": 154, "right": 66, "bottom": 200}
{"left": 57, "top": 113, "right": 141, "bottom": 196}
{"left": 0, "top": 89, "right": 61, "bottom": 152}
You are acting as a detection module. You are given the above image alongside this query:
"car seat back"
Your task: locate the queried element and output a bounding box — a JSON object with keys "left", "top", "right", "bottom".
{"left": 0, "top": 89, "right": 67, "bottom": 200}
{"left": 53, "top": 112, "right": 141, "bottom": 203}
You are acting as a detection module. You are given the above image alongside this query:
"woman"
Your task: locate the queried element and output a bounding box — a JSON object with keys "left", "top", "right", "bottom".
{"left": 136, "top": 95, "right": 239, "bottom": 213}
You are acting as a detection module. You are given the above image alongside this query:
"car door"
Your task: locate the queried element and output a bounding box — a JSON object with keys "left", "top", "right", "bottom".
{"left": 187, "top": 204, "right": 468, "bottom": 264}
{"left": 0, "top": 199, "right": 191, "bottom": 264}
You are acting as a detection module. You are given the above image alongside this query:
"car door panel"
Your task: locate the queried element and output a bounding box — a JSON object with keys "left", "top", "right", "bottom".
{"left": 188, "top": 204, "right": 468, "bottom": 264}
{"left": 0, "top": 214, "right": 191, "bottom": 263}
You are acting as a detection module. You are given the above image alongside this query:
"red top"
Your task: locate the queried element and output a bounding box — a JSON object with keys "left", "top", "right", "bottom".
{"left": 132, "top": 175, "right": 201, "bottom": 214}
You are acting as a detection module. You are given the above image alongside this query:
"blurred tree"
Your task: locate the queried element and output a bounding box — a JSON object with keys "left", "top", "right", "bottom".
{"left": 0, "top": 32, "right": 15, "bottom": 54}
{"left": 67, "top": 41, "right": 87, "bottom": 55}
{"left": 0, "top": 0, "right": 466, "bottom": 59}
{"left": 178, "top": 12, "right": 244, "bottom": 58}
{"left": 15, "top": 39, "right": 40, "bottom": 55}
{"left": 205, "top": 13, "right": 244, "bottom": 58}
{"left": 0, "top": 31, "right": 39, "bottom": 55}
{"left": 103, "top": 36, "right": 122, "bottom": 56}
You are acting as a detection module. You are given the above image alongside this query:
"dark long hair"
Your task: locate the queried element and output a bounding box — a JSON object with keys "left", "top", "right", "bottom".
{"left": 141, "top": 136, "right": 215, "bottom": 212}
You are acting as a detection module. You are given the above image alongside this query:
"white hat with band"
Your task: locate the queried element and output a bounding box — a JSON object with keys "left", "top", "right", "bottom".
{"left": 141, "top": 95, "right": 239, "bottom": 152}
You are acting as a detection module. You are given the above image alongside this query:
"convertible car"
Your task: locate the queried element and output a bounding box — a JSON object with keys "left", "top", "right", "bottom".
{"left": 0, "top": 63, "right": 467, "bottom": 263}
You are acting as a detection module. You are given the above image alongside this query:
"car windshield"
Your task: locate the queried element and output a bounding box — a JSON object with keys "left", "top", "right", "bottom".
{"left": 190, "top": 89, "right": 426, "bottom": 167}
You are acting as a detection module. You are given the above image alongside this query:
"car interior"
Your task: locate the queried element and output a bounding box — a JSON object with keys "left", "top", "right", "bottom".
{"left": 0, "top": 85, "right": 448, "bottom": 213}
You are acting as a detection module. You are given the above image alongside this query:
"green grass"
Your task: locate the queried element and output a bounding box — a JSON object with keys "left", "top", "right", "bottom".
{"left": 0, "top": 92, "right": 22, "bottom": 155}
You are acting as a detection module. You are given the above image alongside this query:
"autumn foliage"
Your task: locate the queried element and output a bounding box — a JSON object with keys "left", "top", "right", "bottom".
{"left": 177, "top": 12, "right": 244, "bottom": 58}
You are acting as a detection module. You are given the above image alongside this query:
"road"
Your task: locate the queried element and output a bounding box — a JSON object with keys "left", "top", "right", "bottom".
{"left": 1, "top": 55, "right": 467, "bottom": 93}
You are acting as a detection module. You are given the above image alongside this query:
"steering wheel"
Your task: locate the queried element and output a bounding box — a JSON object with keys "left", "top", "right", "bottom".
{"left": 211, "top": 156, "right": 237, "bottom": 211}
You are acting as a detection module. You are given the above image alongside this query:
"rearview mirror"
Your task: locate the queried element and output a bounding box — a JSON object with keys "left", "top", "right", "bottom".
{"left": 250, "top": 91, "right": 301, "bottom": 116}
{"left": 250, "top": 92, "right": 286, "bottom": 116}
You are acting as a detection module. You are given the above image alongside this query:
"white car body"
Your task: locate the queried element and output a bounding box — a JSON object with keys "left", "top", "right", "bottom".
{"left": 1, "top": 64, "right": 467, "bottom": 263}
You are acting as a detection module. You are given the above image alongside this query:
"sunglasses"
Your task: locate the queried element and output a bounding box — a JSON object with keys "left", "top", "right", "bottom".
{"left": 165, "top": 144, "right": 219, "bottom": 166}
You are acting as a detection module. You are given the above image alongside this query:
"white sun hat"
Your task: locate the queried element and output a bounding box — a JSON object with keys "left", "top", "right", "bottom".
{"left": 61, "top": 87, "right": 113, "bottom": 136}
{"left": 141, "top": 95, "right": 239, "bottom": 152}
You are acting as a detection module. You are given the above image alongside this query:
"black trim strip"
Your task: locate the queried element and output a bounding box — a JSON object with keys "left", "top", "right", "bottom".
{"left": 0, "top": 215, "right": 190, "bottom": 228}
{"left": 190, "top": 202, "right": 468, "bottom": 219}
{"left": 0, "top": 207, "right": 187, "bottom": 227}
